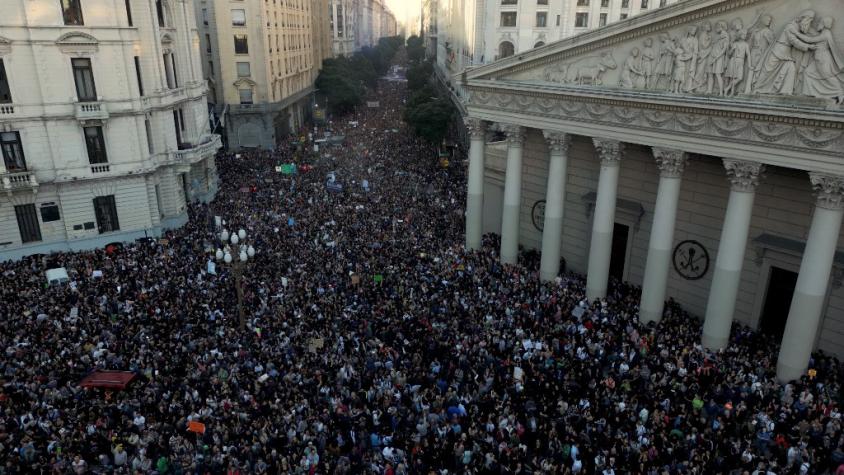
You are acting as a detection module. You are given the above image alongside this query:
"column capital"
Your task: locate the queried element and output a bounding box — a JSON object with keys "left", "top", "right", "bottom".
{"left": 652, "top": 147, "right": 688, "bottom": 178}
{"left": 723, "top": 159, "right": 765, "bottom": 192}
{"left": 499, "top": 124, "right": 526, "bottom": 146}
{"left": 464, "top": 117, "right": 486, "bottom": 139}
{"left": 810, "top": 173, "right": 844, "bottom": 210}
{"left": 542, "top": 131, "right": 570, "bottom": 155}
{"left": 592, "top": 138, "right": 623, "bottom": 166}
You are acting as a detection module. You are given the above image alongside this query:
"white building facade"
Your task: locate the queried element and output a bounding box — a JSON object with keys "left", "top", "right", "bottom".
{"left": 463, "top": 0, "right": 844, "bottom": 382}
{"left": 330, "top": 0, "right": 358, "bottom": 57}
{"left": 0, "top": 0, "right": 220, "bottom": 261}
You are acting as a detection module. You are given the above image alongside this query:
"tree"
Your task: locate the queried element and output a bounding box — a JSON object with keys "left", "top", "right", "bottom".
{"left": 406, "top": 35, "right": 425, "bottom": 64}
{"left": 403, "top": 91, "right": 456, "bottom": 144}
{"left": 407, "top": 61, "right": 434, "bottom": 91}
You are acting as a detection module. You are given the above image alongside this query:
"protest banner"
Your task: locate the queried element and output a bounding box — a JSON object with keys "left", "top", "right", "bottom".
{"left": 187, "top": 421, "right": 206, "bottom": 434}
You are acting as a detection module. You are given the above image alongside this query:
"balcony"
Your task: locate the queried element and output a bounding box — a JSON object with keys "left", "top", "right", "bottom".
{"left": 169, "top": 134, "right": 222, "bottom": 166}
{"left": 91, "top": 164, "right": 111, "bottom": 174}
{"left": 75, "top": 102, "right": 109, "bottom": 121}
{"left": 2, "top": 170, "right": 38, "bottom": 195}
{"left": 0, "top": 104, "right": 14, "bottom": 116}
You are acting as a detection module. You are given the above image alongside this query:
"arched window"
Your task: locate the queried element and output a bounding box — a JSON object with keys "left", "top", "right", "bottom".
{"left": 534, "top": 41, "right": 545, "bottom": 48}
{"left": 498, "top": 41, "right": 515, "bottom": 59}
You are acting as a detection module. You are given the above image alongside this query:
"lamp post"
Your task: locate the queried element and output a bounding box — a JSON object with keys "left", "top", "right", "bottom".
{"left": 214, "top": 227, "right": 256, "bottom": 330}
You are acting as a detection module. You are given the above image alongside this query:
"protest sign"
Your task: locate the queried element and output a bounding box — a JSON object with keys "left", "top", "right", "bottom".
{"left": 187, "top": 421, "right": 206, "bottom": 434}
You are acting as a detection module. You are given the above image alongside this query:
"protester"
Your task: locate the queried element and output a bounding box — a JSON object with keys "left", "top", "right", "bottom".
{"left": 0, "top": 58, "right": 841, "bottom": 475}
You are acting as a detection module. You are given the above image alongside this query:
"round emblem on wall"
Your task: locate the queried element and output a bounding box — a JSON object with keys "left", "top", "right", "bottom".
{"left": 672, "top": 240, "right": 710, "bottom": 280}
{"left": 531, "top": 200, "right": 546, "bottom": 231}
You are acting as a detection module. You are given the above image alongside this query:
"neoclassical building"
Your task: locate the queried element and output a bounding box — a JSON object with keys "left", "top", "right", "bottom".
{"left": 462, "top": 0, "right": 844, "bottom": 382}
{"left": 0, "top": 0, "right": 220, "bottom": 261}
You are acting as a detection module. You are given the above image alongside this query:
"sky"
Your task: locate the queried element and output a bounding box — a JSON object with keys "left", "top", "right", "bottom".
{"left": 385, "top": 0, "right": 421, "bottom": 31}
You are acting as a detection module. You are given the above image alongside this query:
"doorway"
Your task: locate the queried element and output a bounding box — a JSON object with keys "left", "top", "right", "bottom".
{"left": 759, "top": 266, "right": 798, "bottom": 340}
{"left": 609, "top": 223, "right": 629, "bottom": 281}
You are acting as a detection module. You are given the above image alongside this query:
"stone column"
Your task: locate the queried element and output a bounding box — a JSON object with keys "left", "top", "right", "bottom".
{"left": 639, "top": 148, "right": 688, "bottom": 323}
{"left": 500, "top": 125, "right": 526, "bottom": 265}
{"left": 586, "top": 139, "right": 624, "bottom": 300}
{"left": 777, "top": 174, "right": 844, "bottom": 382}
{"left": 540, "top": 132, "right": 571, "bottom": 281}
{"left": 702, "top": 159, "right": 764, "bottom": 350}
{"left": 465, "top": 118, "right": 487, "bottom": 251}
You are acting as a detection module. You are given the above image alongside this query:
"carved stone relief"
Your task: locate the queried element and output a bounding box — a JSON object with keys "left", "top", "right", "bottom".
{"left": 529, "top": 5, "right": 844, "bottom": 105}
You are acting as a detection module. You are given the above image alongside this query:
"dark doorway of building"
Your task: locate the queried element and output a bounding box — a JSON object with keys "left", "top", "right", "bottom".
{"left": 609, "top": 223, "right": 629, "bottom": 281}
{"left": 759, "top": 266, "right": 798, "bottom": 340}
{"left": 181, "top": 173, "right": 190, "bottom": 204}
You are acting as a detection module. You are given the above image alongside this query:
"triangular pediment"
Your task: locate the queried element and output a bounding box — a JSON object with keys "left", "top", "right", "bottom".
{"left": 56, "top": 32, "right": 98, "bottom": 45}
{"left": 467, "top": 0, "right": 844, "bottom": 106}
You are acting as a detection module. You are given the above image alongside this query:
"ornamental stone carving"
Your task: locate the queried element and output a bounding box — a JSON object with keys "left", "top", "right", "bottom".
{"left": 810, "top": 173, "right": 844, "bottom": 210}
{"left": 500, "top": 125, "right": 526, "bottom": 146}
{"left": 464, "top": 118, "right": 486, "bottom": 139}
{"left": 543, "top": 132, "right": 570, "bottom": 155}
{"left": 652, "top": 148, "right": 688, "bottom": 178}
{"left": 592, "top": 139, "right": 624, "bottom": 166}
{"left": 723, "top": 159, "right": 764, "bottom": 192}
{"left": 544, "top": 52, "right": 618, "bottom": 86}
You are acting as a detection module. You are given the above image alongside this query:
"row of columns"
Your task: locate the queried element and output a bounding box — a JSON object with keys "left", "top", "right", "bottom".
{"left": 463, "top": 117, "right": 844, "bottom": 383}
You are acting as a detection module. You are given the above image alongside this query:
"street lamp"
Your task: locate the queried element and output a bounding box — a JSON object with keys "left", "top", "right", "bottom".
{"left": 214, "top": 227, "right": 257, "bottom": 330}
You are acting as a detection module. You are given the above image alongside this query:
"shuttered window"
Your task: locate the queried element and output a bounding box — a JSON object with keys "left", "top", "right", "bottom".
{"left": 15, "top": 204, "right": 42, "bottom": 243}
{"left": 93, "top": 195, "right": 119, "bottom": 233}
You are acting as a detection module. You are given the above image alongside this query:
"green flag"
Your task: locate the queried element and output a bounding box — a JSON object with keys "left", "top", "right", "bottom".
{"left": 280, "top": 163, "right": 296, "bottom": 175}
{"left": 373, "top": 274, "right": 383, "bottom": 283}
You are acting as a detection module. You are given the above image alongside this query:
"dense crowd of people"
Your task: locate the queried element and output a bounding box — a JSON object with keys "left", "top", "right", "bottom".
{"left": 1, "top": 60, "right": 843, "bottom": 475}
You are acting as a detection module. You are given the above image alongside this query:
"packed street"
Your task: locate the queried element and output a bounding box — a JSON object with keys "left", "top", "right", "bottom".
{"left": 0, "top": 67, "right": 842, "bottom": 475}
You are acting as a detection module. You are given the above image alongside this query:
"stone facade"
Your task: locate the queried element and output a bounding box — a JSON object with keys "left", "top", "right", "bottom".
{"left": 463, "top": 0, "right": 844, "bottom": 382}
{"left": 0, "top": 0, "right": 220, "bottom": 261}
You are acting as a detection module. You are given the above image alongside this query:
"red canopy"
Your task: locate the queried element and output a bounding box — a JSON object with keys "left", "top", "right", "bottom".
{"left": 79, "top": 370, "right": 137, "bottom": 390}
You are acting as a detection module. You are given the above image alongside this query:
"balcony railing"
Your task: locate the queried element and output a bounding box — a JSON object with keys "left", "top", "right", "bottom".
{"left": 0, "top": 105, "right": 14, "bottom": 116}
{"left": 75, "top": 102, "right": 109, "bottom": 121}
{"left": 2, "top": 170, "right": 38, "bottom": 194}
{"left": 91, "top": 164, "right": 111, "bottom": 174}
{"left": 169, "top": 134, "right": 222, "bottom": 166}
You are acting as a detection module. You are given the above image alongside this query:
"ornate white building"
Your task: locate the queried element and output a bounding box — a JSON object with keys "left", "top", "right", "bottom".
{"left": 462, "top": 0, "right": 844, "bottom": 382}
{"left": 331, "top": 0, "right": 397, "bottom": 57}
{"left": 0, "top": 0, "right": 220, "bottom": 261}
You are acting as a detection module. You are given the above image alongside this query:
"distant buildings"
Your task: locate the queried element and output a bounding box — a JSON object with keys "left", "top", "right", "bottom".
{"left": 0, "top": 0, "right": 221, "bottom": 260}
{"left": 196, "top": 0, "right": 333, "bottom": 150}
{"left": 330, "top": 0, "right": 398, "bottom": 58}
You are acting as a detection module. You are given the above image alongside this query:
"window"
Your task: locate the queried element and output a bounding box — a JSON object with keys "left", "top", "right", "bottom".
{"left": 173, "top": 110, "right": 183, "bottom": 146}
{"left": 163, "top": 53, "right": 178, "bottom": 89}
{"left": 234, "top": 35, "right": 249, "bottom": 54}
{"left": 620, "top": 13, "right": 628, "bottom": 19}
{"left": 61, "top": 0, "right": 83, "bottom": 26}
{"left": 125, "top": 0, "right": 133, "bottom": 26}
{"left": 621, "top": 0, "right": 629, "bottom": 7}
{"left": 537, "top": 0, "right": 548, "bottom": 4}
{"left": 498, "top": 41, "right": 515, "bottom": 59}
{"left": 93, "top": 195, "right": 120, "bottom": 234}
{"left": 1, "top": 132, "right": 26, "bottom": 171}
{"left": 83, "top": 126, "right": 107, "bottom": 164}
{"left": 156, "top": 0, "right": 167, "bottom": 27}
{"left": 71, "top": 58, "right": 97, "bottom": 102}
{"left": 205, "top": 34, "right": 212, "bottom": 53}
{"left": 208, "top": 60, "right": 214, "bottom": 77}
{"left": 40, "top": 204, "right": 60, "bottom": 222}
{"left": 15, "top": 205, "right": 41, "bottom": 243}
{"left": 641, "top": 0, "right": 648, "bottom": 8}
{"left": 134, "top": 56, "right": 144, "bottom": 96}
{"left": 659, "top": 0, "right": 667, "bottom": 5}
{"left": 576, "top": 0, "right": 589, "bottom": 5}
{"left": 599, "top": 13, "right": 607, "bottom": 26}
{"left": 500, "top": 12, "right": 517, "bottom": 27}
{"left": 501, "top": 0, "right": 517, "bottom": 4}
{"left": 556, "top": 15, "right": 560, "bottom": 26}
{"left": 602, "top": 0, "right": 610, "bottom": 6}
{"left": 536, "top": 12, "right": 547, "bottom": 27}
{"left": 231, "top": 9, "right": 246, "bottom": 26}
{"left": 202, "top": 8, "right": 208, "bottom": 25}
{"left": 534, "top": 41, "right": 545, "bottom": 48}
{"left": 575, "top": 12, "right": 589, "bottom": 27}
{"left": 0, "top": 60, "right": 11, "bottom": 103}
{"left": 236, "top": 62, "right": 251, "bottom": 77}
{"left": 239, "top": 88, "right": 253, "bottom": 104}
{"left": 145, "top": 119, "right": 153, "bottom": 154}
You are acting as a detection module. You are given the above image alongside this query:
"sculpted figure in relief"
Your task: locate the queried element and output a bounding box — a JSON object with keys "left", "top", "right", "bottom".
{"left": 707, "top": 20, "right": 730, "bottom": 95}
{"left": 641, "top": 38, "right": 658, "bottom": 89}
{"left": 753, "top": 10, "right": 816, "bottom": 95}
{"left": 795, "top": 17, "right": 844, "bottom": 104}
{"left": 619, "top": 47, "right": 646, "bottom": 89}
{"left": 680, "top": 25, "right": 700, "bottom": 92}
{"left": 744, "top": 14, "right": 775, "bottom": 94}
{"left": 653, "top": 33, "right": 676, "bottom": 90}
{"left": 693, "top": 22, "right": 713, "bottom": 92}
{"left": 670, "top": 39, "right": 694, "bottom": 93}
{"left": 724, "top": 29, "right": 751, "bottom": 96}
{"left": 543, "top": 52, "right": 618, "bottom": 86}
